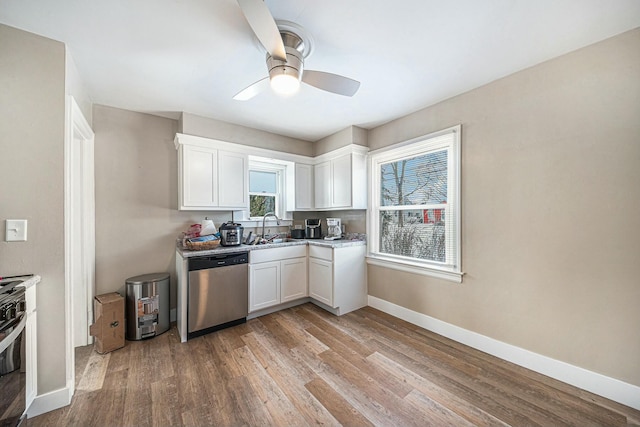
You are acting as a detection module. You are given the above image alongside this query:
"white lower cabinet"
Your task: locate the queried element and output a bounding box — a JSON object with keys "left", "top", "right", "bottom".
{"left": 281, "top": 257, "right": 308, "bottom": 302}
{"left": 249, "top": 261, "right": 280, "bottom": 311}
{"left": 308, "top": 244, "right": 367, "bottom": 314}
{"left": 308, "top": 257, "right": 333, "bottom": 306}
{"left": 245, "top": 242, "right": 367, "bottom": 316}
{"left": 249, "top": 246, "right": 308, "bottom": 312}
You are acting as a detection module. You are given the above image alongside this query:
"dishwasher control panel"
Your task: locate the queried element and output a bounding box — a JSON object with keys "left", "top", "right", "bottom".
{"left": 188, "top": 252, "right": 248, "bottom": 271}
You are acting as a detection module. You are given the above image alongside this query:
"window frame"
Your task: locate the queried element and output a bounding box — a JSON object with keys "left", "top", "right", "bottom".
{"left": 248, "top": 160, "right": 286, "bottom": 220}
{"left": 367, "top": 125, "right": 463, "bottom": 283}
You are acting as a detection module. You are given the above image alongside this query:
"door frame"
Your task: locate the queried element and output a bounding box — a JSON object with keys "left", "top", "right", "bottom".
{"left": 64, "top": 95, "right": 95, "bottom": 397}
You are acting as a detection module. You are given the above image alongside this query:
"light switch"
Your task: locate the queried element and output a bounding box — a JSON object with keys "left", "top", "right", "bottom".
{"left": 5, "top": 219, "right": 28, "bottom": 242}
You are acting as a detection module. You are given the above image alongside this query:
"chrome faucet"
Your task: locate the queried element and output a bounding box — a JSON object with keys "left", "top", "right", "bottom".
{"left": 262, "top": 212, "right": 280, "bottom": 238}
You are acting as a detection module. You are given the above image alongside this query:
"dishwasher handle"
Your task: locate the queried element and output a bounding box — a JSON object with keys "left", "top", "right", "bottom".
{"left": 188, "top": 252, "right": 248, "bottom": 271}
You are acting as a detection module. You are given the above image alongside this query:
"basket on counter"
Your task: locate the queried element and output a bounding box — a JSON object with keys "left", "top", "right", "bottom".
{"left": 181, "top": 232, "right": 221, "bottom": 251}
{"left": 185, "top": 239, "right": 220, "bottom": 251}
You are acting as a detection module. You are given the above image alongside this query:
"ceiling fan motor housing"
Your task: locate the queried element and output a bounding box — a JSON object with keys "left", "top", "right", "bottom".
{"left": 266, "top": 30, "right": 304, "bottom": 82}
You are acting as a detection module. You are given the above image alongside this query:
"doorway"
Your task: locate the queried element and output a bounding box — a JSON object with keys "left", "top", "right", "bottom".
{"left": 64, "top": 96, "right": 95, "bottom": 396}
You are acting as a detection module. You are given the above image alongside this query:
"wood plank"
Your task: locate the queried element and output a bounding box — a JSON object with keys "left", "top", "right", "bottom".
{"left": 305, "top": 324, "right": 414, "bottom": 398}
{"left": 305, "top": 377, "right": 374, "bottom": 427}
{"left": 319, "top": 348, "right": 473, "bottom": 427}
{"left": 232, "top": 345, "right": 308, "bottom": 426}
{"left": 150, "top": 377, "right": 182, "bottom": 427}
{"left": 369, "top": 337, "right": 563, "bottom": 426}
{"left": 292, "top": 346, "right": 411, "bottom": 427}
{"left": 241, "top": 330, "right": 340, "bottom": 425}
{"left": 368, "top": 351, "right": 510, "bottom": 427}
{"left": 76, "top": 350, "right": 110, "bottom": 393}
{"left": 358, "top": 307, "right": 628, "bottom": 426}
{"left": 28, "top": 314, "right": 638, "bottom": 427}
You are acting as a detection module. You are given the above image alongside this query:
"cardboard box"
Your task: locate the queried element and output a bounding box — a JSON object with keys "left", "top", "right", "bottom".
{"left": 89, "top": 292, "right": 125, "bottom": 354}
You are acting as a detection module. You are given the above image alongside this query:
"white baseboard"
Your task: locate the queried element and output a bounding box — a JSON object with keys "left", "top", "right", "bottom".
{"left": 368, "top": 295, "right": 640, "bottom": 411}
{"left": 27, "top": 386, "right": 72, "bottom": 418}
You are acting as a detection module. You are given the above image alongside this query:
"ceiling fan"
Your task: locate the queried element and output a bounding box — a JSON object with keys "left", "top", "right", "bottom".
{"left": 233, "top": 0, "right": 360, "bottom": 100}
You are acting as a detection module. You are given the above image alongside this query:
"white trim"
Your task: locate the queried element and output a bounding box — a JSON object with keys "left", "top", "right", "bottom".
{"left": 175, "top": 132, "right": 368, "bottom": 166}
{"left": 366, "top": 256, "right": 463, "bottom": 283}
{"left": 313, "top": 143, "right": 369, "bottom": 163}
{"left": 367, "top": 125, "right": 461, "bottom": 280}
{"left": 64, "top": 95, "right": 95, "bottom": 404}
{"left": 175, "top": 133, "right": 313, "bottom": 164}
{"left": 367, "top": 295, "right": 640, "bottom": 411}
{"left": 27, "top": 385, "right": 72, "bottom": 418}
{"left": 368, "top": 125, "right": 460, "bottom": 156}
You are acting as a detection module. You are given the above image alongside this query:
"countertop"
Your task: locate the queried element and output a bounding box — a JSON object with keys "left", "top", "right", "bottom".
{"left": 20, "top": 275, "right": 41, "bottom": 289}
{"left": 177, "top": 238, "right": 366, "bottom": 258}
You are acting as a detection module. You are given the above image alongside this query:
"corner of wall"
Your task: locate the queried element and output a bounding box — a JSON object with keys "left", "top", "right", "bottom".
{"left": 313, "top": 125, "right": 369, "bottom": 156}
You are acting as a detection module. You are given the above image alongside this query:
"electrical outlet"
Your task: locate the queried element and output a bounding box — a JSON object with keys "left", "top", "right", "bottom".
{"left": 5, "top": 219, "right": 27, "bottom": 241}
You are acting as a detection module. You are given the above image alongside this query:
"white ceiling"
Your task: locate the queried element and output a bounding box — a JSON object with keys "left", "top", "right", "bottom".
{"left": 2, "top": 0, "right": 639, "bottom": 141}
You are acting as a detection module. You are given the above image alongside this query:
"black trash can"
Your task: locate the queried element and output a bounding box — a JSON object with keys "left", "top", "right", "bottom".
{"left": 125, "top": 272, "right": 170, "bottom": 340}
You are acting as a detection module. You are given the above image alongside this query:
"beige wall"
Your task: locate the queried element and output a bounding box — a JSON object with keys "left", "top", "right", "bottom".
{"left": 65, "top": 49, "right": 92, "bottom": 125}
{"left": 92, "top": 106, "right": 237, "bottom": 307}
{"left": 0, "top": 24, "right": 67, "bottom": 394}
{"left": 368, "top": 28, "right": 640, "bottom": 386}
{"left": 313, "top": 125, "right": 368, "bottom": 156}
{"left": 292, "top": 210, "right": 366, "bottom": 235}
{"left": 181, "top": 112, "right": 313, "bottom": 156}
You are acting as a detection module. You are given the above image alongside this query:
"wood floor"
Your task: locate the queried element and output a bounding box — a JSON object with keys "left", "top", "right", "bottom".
{"left": 30, "top": 303, "right": 639, "bottom": 426}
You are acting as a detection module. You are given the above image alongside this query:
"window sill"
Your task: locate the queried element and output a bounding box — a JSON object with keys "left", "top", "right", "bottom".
{"left": 366, "top": 255, "right": 463, "bottom": 283}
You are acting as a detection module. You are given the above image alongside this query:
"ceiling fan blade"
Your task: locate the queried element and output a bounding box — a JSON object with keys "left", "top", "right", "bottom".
{"left": 302, "top": 70, "right": 360, "bottom": 97}
{"left": 233, "top": 77, "right": 270, "bottom": 101}
{"left": 237, "top": 0, "right": 286, "bottom": 61}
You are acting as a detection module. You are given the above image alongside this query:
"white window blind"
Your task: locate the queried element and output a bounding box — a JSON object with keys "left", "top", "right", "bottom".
{"left": 368, "top": 126, "right": 462, "bottom": 281}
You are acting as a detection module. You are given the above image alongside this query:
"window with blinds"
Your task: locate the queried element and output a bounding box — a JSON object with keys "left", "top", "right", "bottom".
{"left": 368, "top": 126, "right": 462, "bottom": 282}
{"left": 249, "top": 169, "right": 278, "bottom": 218}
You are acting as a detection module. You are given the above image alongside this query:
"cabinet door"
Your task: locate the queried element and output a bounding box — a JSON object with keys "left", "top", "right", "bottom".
{"left": 218, "top": 150, "right": 248, "bottom": 209}
{"left": 308, "top": 257, "right": 333, "bottom": 307}
{"left": 182, "top": 145, "right": 218, "bottom": 208}
{"left": 249, "top": 261, "right": 280, "bottom": 312}
{"left": 295, "top": 163, "right": 314, "bottom": 210}
{"left": 281, "top": 257, "right": 308, "bottom": 302}
{"left": 314, "top": 161, "right": 331, "bottom": 209}
{"left": 332, "top": 154, "right": 352, "bottom": 208}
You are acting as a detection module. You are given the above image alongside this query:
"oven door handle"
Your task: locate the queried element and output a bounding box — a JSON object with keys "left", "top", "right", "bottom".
{"left": 0, "top": 314, "right": 26, "bottom": 355}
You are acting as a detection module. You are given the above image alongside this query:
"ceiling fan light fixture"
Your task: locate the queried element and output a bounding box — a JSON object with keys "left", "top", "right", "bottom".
{"left": 267, "top": 44, "right": 303, "bottom": 97}
{"left": 270, "top": 70, "right": 300, "bottom": 96}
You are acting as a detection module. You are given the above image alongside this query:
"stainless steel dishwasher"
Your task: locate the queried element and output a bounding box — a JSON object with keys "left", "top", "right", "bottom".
{"left": 187, "top": 251, "right": 248, "bottom": 339}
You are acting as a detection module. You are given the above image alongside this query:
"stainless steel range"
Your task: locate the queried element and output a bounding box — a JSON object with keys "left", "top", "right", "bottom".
{"left": 0, "top": 277, "right": 29, "bottom": 426}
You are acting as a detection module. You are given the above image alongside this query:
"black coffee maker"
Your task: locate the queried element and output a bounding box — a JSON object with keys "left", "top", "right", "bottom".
{"left": 305, "top": 219, "right": 322, "bottom": 239}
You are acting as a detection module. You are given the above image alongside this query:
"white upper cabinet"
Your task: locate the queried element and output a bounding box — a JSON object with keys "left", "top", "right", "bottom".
{"left": 182, "top": 145, "right": 218, "bottom": 207}
{"left": 313, "top": 146, "right": 367, "bottom": 211}
{"left": 313, "top": 161, "right": 331, "bottom": 209}
{"left": 175, "top": 134, "right": 248, "bottom": 211}
{"left": 175, "top": 132, "right": 367, "bottom": 212}
{"left": 218, "top": 150, "right": 248, "bottom": 208}
{"left": 294, "top": 163, "right": 314, "bottom": 211}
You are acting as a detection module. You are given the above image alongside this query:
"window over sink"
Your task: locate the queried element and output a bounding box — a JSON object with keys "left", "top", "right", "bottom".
{"left": 248, "top": 157, "right": 288, "bottom": 219}
{"left": 367, "top": 125, "right": 462, "bottom": 282}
